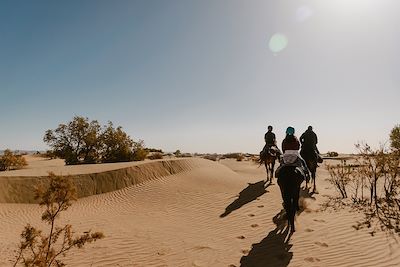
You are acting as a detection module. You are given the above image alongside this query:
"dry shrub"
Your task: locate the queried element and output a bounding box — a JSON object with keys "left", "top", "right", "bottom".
{"left": 325, "top": 141, "right": 400, "bottom": 235}
{"left": 147, "top": 152, "right": 163, "bottom": 160}
{"left": 14, "top": 173, "right": 104, "bottom": 266}
{"left": 326, "top": 160, "right": 353, "bottom": 198}
{"left": 0, "top": 149, "right": 27, "bottom": 171}
{"left": 326, "top": 151, "right": 339, "bottom": 157}
{"left": 203, "top": 154, "right": 218, "bottom": 161}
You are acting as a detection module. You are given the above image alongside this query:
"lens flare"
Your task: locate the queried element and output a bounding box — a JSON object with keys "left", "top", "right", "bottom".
{"left": 269, "top": 34, "right": 288, "bottom": 53}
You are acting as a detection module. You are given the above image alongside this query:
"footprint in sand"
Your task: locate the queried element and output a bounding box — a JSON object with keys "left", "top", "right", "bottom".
{"left": 313, "top": 219, "right": 326, "bottom": 223}
{"left": 248, "top": 214, "right": 255, "bottom": 217}
{"left": 305, "top": 228, "right": 314, "bottom": 232}
{"left": 257, "top": 205, "right": 264, "bottom": 208}
{"left": 315, "top": 241, "right": 329, "bottom": 247}
{"left": 228, "top": 265, "right": 237, "bottom": 267}
{"left": 304, "top": 257, "right": 321, "bottom": 262}
{"left": 236, "top": 235, "right": 246, "bottom": 239}
{"left": 241, "top": 249, "right": 250, "bottom": 254}
{"left": 251, "top": 224, "right": 259, "bottom": 228}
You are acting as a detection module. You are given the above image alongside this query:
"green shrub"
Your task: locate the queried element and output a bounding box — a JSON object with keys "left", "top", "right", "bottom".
{"left": 44, "top": 116, "right": 147, "bottom": 164}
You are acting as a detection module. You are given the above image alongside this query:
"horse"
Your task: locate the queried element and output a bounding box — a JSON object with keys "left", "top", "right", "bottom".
{"left": 259, "top": 146, "right": 279, "bottom": 184}
{"left": 300, "top": 146, "right": 320, "bottom": 193}
{"left": 276, "top": 166, "right": 304, "bottom": 232}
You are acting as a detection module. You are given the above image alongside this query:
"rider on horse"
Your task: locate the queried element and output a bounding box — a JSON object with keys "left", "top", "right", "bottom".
{"left": 300, "top": 126, "right": 322, "bottom": 162}
{"left": 263, "top": 125, "right": 281, "bottom": 159}
{"left": 276, "top": 126, "right": 310, "bottom": 179}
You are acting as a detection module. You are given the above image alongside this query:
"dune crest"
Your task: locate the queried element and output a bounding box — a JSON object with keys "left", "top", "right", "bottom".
{"left": 0, "top": 158, "right": 203, "bottom": 203}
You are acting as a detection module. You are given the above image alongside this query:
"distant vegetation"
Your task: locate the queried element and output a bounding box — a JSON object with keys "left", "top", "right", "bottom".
{"left": 326, "top": 125, "right": 400, "bottom": 236}
{"left": 326, "top": 151, "right": 339, "bottom": 157}
{"left": 147, "top": 152, "right": 163, "bottom": 160}
{"left": 14, "top": 172, "right": 104, "bottom": 266}
{"left": 44, "top": 116, "right": 148, "bottom": 165}
{"left": 0, "top": 149, "right": 27, "bottom": 171}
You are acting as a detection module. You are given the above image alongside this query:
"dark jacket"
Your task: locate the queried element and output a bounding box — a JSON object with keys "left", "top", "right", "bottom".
{"left": 264, "top": 131, "right": 276, "bottom": 146}
{"left": 300, "top": 130, "right": 318, "bottom": 149}
{"left": 282, "top": 135, "right": 300, "bottom": 152}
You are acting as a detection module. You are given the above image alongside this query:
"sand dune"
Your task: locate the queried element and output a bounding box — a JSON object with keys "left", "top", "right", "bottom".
{"left": 0, "top": 157, "right": 399, "bottom": 266}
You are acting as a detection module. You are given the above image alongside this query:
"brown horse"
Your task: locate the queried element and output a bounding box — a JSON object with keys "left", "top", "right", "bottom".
{"left": 260, "top": 146, "right": 279, "bottom": 184}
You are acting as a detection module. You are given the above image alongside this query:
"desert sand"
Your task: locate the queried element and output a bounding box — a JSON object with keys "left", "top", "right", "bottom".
{"left": 0, "top": 156, "right": 399, "bottom": 266}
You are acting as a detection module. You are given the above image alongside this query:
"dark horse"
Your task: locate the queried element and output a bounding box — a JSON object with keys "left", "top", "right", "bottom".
{"left": 260, "top": 146, "right": 279, "bottom": 184}
{"left": 300, "top": 146, "right": 320, "bottom": 193}
{"left": 276, "top": 166, "right": 304, "bottom": 232}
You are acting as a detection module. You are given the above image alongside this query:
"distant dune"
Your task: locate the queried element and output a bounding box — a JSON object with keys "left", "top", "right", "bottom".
{"left": 0, "top": 157, "right": 399, "bottom": 266}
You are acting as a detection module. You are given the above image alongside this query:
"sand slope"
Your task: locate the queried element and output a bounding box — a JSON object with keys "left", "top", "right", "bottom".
{"left": 0, "top": 158, "right": 399, "bottom": 266}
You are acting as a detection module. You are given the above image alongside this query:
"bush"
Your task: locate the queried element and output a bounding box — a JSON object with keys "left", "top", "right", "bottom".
{"left": 147, "top": 152, "right": 163, "bottom": 160}
{"left": 44, "top": 116, "right": 147, "bottom": 165}
{"left": 326, "top": 151, "right": 339, "bottom": 157}
{"left": 132, "top": 140, "right": 148, "bottom": 161}
{"left": 203, "top": 154, "right": 218, "bottom": 161}
{"left": 14, "top": 172, "right": 104, "bottom": 266}
{"left": 44, "top": 116, "right": 102, "bottom": 165}
{"left": 0, "top": 149, "right": 27, "bottom": 171}
{"left": 390, "top": 124, "right": 400, "bottom": 152}
{"left": 223, "top": 153, "right": 244, "bottom": 161}
{"left": 100, "top": 122, "right": 135, "bottom": 163}
{"left": 326, "top": 142, "right": 400, "bottom": 235}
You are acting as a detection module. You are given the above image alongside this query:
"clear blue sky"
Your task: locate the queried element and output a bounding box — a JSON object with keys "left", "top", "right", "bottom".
{"left": 1, "top": 0, "right": 399, "bottom": 153}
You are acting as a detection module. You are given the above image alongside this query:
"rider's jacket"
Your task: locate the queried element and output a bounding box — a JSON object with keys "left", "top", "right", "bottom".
{"left": 300, "top": 130, "right": 318, "bottom": 149}
{"left": 264, "top": 131, "right": 276, "bottom": 146}
{"left": 282, "top": 135, "right": 300, "bottom": 152}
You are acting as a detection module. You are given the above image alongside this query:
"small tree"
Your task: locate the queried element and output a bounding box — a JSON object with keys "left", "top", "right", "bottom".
{"left": 14, "top": 173, "right": 104, "bottom": 266}
{"left": 0, "top": 149, "right": 27, "bottom": 171}
{"left": 390, "top": 124, "right": 400, "bottom": 152}
{"left": 132, "top": 140, "right": 148, "bottom": 161}
{"left": 44, "top": 116, "right": 147, "bottom": 165}
{"left": 174, "top": 150, "right": 181, "bottom": 157}
{"left": 44, "top": 116, "right": 102, "bottom": 165}
{"left": 100, "top": 122, "right": 135, "bottom": 163}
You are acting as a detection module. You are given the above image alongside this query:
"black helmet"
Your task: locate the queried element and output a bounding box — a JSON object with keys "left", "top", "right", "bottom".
{"left": 308, "top": 126, "right": 313, "bottom": 131}
{"left": 268, "top": 125, "right": 273, "bottom": 131}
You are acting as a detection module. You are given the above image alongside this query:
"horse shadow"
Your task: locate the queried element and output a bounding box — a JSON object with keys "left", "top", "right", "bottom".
{"left": 220, "top": 180, "right": 271, "bottom": 218}
{"left": 240, "top": 210, "right": 293, "bottom": 267}
{"left": 299, "top": 186, "right": 316, "bottom": 201}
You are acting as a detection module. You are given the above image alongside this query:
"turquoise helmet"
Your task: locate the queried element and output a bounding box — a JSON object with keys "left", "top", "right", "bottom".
{"left": 286, "top": 126, "right": 295, "bottom": 135}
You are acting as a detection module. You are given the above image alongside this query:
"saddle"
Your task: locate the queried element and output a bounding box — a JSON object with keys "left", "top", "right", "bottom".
{"left": 260, "top": 145, "right": 278, "bottom": 161}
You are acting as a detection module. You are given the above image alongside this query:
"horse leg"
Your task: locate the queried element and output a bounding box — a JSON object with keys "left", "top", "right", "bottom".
{"left": 264, "top": 162, "right": 269, "bottom": 183}
{"left": 286, "top": 197, "right": 296, "bottom": 232}
{"left": 312, "top": 170, "right": 317, "bottom": 193}
{"left": 271, "top": 161, "right": 275, "bottom": 183}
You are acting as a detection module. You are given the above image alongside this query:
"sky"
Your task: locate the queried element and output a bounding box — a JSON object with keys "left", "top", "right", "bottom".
{"left": 0, "top": 0, "right": 399, "bottom": 154}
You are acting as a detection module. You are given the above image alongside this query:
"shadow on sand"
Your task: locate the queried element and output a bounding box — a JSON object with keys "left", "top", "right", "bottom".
{"left": 240, "top": 185, "right": 316, "bottom": 267}
{"left": 299, "top": 186, "right": 316, "bottom": 201}
{"left": 240, "top": 210, "right": 293, "bottom": 267}
{"left": 220, "top": 180, "right": 271, "bottom": 218}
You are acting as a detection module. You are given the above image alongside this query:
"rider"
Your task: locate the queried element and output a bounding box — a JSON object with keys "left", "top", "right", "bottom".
{"left": 277, "top": 126, "right": 310, "bottom": 178}
{"left": 300, "top": 126, "right": 322, "bottom": 161}
{"left": 264, "top": 125, "right": 281, "bottom": 158}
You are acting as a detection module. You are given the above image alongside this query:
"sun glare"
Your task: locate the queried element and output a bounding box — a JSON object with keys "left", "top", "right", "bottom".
{"left": 322, "top": 0, "right": 381, "bottom": 13}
